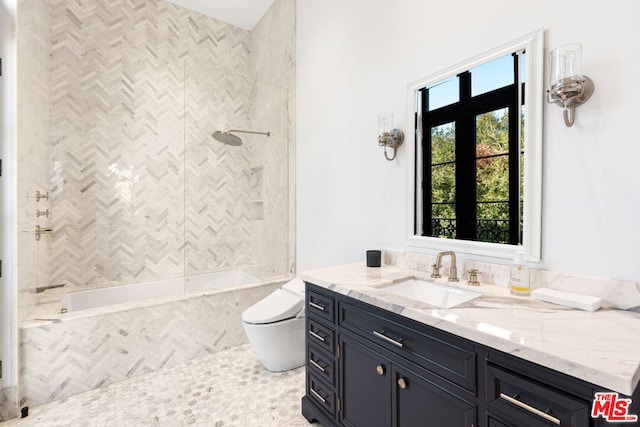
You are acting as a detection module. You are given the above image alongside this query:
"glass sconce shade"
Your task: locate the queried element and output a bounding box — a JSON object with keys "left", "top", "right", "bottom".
{"left": 549, "top": 43, "right": 583, "bottom": 87}
{"left": 378, "top": 113, "right": 394, "bottom": 135}
{"left": 377, "top": 113, "right": 404, "bottom": 161}
{"left": 546, "top": 42, "right": 594, "bottom": 127}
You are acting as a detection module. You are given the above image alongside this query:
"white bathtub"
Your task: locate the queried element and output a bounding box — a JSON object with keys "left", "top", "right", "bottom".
{"left": 57, "top": 270, "right": 261, "bottom": 313}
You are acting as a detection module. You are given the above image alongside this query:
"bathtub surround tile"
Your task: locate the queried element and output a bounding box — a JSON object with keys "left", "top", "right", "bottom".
{"left": 250, "top": 0, "right": 296, "bottom": 277}
{"left": 14, "top": 0, "right": 297, "bottom": 419}
{"left": 46, "top": 0, "right": 245, "bottom": 288}
{"left": 3, "top": 344, "right": 313, "bottom": 427}
{"left": 19, "top": 282, "right": 281, "bottom": 408}
{"left": 17, "top": 0, "right": 295, "bottom": 295}
{"left": 16, "top": 0, "right": 52, "bottom": 321}
{"left": 184, "top": 61, "right": 255, "bottom": 274}
{"left": 0, "top": 387, "right": 18, "bottom": 422}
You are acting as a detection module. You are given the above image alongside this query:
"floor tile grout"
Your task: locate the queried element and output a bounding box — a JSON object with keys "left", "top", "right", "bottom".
{"left": 2, "top": 344, "right": 317, "bottom": 427}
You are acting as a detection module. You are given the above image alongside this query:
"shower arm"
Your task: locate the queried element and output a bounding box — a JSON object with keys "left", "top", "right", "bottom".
{"left": 228, "top": 129, "right": 271, "bottom": 137}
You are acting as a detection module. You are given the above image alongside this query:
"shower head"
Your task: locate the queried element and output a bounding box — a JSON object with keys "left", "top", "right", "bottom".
{"left": 212, "top": 130, "right": 243, "bottom": 146}
{"left": 212, "top": 129, "right": 271, "bottom": 146}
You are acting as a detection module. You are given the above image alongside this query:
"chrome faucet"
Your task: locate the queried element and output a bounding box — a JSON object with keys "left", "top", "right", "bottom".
{"left": 430, "top": 251, "right": 459, "bottom": 282}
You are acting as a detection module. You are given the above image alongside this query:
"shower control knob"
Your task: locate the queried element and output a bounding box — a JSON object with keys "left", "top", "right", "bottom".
{"left": 35, "top": 190, "right": 49, "bottom": 202}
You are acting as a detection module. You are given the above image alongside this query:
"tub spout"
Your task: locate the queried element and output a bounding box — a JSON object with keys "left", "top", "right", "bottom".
{"left": 36, "top": 283, "right": 66, "bottom": 293}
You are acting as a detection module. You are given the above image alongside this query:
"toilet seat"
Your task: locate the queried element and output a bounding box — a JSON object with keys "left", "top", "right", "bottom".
{"left": 241, "top": 289, "right": 304, "bottom": 324}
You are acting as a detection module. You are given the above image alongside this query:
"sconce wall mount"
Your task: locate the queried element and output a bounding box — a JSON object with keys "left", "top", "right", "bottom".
{"left": 546, "top": 43, "right": 594, "bottom": 127}
{"left": 547, "top": 75, "right": 594, "bottom": 127}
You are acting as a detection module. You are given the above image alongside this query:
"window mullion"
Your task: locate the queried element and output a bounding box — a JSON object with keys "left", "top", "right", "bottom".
{"left": 508, "top": 53, "right": 521, "bottom": 244}
{"left": 421, "top": 88, "right": 432, "bottom": 237}
{"left": 456, "top": 71, "right": 476, "bottom": 241}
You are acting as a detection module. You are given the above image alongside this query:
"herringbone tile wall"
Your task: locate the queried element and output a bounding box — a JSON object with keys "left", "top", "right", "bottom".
{"left": 17, "top": 0, "right": 294, "bottom": 299}
{"left": 13, "top": 0, "right": 296, "bottom": 415}
{"left": 16, "top": 0, "right": 52, "bottom": 322}
{"left": 19, "top": 281, "right": 283, "bottom": 408}
{"left": 16, "top": 0, "right": 295, "bottom": 294}
{"left": 44, "top": 0, "right": 266, "bottom": 289}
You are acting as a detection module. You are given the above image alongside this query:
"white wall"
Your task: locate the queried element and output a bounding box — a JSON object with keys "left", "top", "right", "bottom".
{"left": 297, "top": 0, "right": 640, "bottom": 283}
{"left": 0, "top": 0, "right": 16, "bottom": 389}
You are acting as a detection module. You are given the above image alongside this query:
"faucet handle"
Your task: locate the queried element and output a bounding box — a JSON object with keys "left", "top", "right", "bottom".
{"left": 466, "top": 269, "right": 482, "bottom": 286}
{"left": 430, "top": 263, "right": 441, "bottom": 278}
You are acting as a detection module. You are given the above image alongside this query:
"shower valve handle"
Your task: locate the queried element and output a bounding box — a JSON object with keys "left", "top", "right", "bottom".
{"left": 21, "top": 225, "right": 54, "bottom": 241}
{"left": 35, "top": 191, "right": 49, "bottom": 202}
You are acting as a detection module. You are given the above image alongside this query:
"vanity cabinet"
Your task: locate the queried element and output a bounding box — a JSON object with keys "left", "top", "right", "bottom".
{"left": 302, "top": 283, "right": 476, "bottom": 427}
{"left": 301, "top": 282, "right": 640, "bottom": 427}
{"left": 304, "top": 287, "right": 339, "bottom": 424}
{"left": 484, "top": 349, "right": 640, "bottom": 427}
{"left": 339, "top": 331, "right": 475, "bottom": 427}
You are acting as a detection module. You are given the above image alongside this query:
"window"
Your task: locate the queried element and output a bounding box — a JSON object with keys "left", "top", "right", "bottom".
{"left": 418, "top": 52, "right": 525, "bottom": 245}
{"left": 408, "top": 30, "right": 543, "bottom": 261}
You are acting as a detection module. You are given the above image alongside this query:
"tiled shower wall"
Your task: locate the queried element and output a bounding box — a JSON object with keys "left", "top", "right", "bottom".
{"left": 250, "top": 0, "right": 296, "bottom": 276}
{"left": 16, "top": 0, "right": 51, "bottom": 321}
{"left": 16, "top": 0, "right": 294, "bottom": 301}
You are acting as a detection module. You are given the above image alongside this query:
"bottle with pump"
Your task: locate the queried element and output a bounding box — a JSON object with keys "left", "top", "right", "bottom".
{"left": 509, "top": 252, "right": 530, "bottom": 296}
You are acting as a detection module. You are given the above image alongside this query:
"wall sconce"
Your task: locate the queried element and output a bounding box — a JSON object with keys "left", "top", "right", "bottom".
{"left": 378, "top": 113, "right": 404, "bottom": 160}
{"left": 546, "top": 43, "right": 594, "bottom": 127}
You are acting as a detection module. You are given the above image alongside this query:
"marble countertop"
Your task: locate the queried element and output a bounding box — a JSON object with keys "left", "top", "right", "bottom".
{"left": 299, "top": 263, "right": 640, "bottom": 396}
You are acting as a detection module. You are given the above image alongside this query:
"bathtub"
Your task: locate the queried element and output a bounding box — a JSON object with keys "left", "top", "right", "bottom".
{"left": 57, "top": 270, "right": 261, "bottom": 313}
{"left": 20, "top": 270, "right": 286, "bottom": 408}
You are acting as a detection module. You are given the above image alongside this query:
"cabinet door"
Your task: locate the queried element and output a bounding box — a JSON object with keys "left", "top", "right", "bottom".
{"left": 394, "top": 365, "right": 476, "bottom": 427}
{"left": 339, "top": 334, "right": 391, "bottom": 427}
{"left": 487, "top": 416, "right": 512, "bottom": 427}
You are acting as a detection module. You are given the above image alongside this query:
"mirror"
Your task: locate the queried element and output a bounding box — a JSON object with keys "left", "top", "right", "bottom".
{"left": 407, "top": 30, "right": 543, "bottom": 261}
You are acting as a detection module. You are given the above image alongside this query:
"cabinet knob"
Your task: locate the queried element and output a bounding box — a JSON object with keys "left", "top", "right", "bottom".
{"left": 397, "top": 378, "right": 407, "bottom": 389}
{"left": 376, "top": 365, "right": 385, "bottom": 376}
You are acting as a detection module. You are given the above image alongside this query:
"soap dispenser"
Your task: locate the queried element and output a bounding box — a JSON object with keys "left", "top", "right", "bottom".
{"left": 509, "top": 252, "right": 530, "bottom": 296}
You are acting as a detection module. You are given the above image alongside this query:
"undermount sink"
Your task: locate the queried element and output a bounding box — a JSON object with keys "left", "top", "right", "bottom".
{"left": 380, "top": 278, "right": 481, "bottom": 309}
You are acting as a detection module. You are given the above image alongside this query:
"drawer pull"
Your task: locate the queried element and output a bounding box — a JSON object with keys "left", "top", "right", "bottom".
{"left": 309, "top": 330, "right": 326, "bottom": 342}
{"left": 376, "top": 365, "right": 385, "bottom": 376}
{"left": 398, "top": 378, "right": 407, "bottom": 389}
{"left": 373, "top": 330, "right": 404, "bottom": 348}
{"left": 309, "top": 301, "right": 326, "bottom": 312}
{"left": 499, "top": 393, "right": 561, "bottom": 425}
{"left": 310, "top": 387, "right": 326, "bottom": 404}
{"left": 309, "top": 359, "right": 326, "bottom": 373}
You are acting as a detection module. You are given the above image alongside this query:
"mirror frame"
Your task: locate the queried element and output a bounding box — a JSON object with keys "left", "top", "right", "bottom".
{"left": 406, "top": 29, "right": 543, "bottom": 262}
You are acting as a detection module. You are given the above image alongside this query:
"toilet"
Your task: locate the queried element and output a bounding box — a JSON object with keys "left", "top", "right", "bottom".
{"left": 242, "top": 277, "right": 306, "bottom": 371}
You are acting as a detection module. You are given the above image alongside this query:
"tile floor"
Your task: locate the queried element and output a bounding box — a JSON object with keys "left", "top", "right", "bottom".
{"left": 1, "top": 344, "right": 319, "bottom": 427}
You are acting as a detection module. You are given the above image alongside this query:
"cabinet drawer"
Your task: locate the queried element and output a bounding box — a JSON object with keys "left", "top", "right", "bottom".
{"left": 487, "top": 416, "right": 511, "bottom": 427}
{"left": 308, "top": 344, "right": 336, "bottom": 386}
{"left": 308, "top": 372, "right": 336, "bottom": 417}
{"left": 307, "top": 288, "right": 334, "bottom": 323}
{"left": 339, "top": 300, "right": 476, "bottom": 392}
{"left": 486, "top": 363, "right": 590, "bottom": 427}
{"left": 308, "top": 318, "right": 335, "bottom": 354}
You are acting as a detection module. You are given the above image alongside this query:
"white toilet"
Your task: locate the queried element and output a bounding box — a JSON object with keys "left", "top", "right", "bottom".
{"left": 242, "top": 277, "right": 306, "bottom": 371}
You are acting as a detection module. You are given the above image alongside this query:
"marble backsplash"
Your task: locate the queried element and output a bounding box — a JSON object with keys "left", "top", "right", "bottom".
{"left": 384, "top": 249, "right": 640, "bottom": 310}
